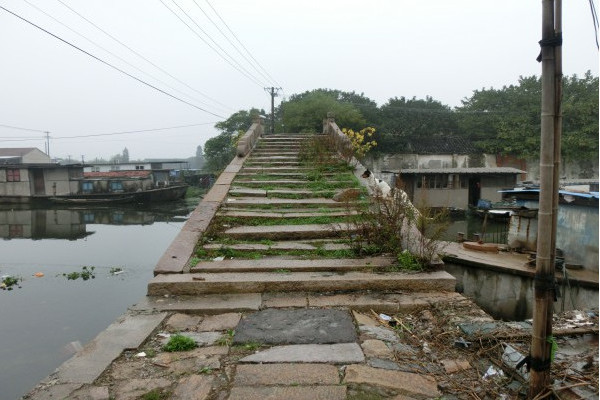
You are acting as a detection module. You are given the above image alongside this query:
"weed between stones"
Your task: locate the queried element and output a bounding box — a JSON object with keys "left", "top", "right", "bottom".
{"left": 163, "top": 334, "right": 197, "bottom": 352}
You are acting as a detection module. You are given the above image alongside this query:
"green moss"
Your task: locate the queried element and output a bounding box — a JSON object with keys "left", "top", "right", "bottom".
{"left": 163, "top": 334, "right": 198, "bottom": 352}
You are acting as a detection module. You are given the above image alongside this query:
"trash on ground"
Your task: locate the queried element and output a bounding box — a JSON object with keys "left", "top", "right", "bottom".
{"left": 135, "top": 352, "right": 146, "bottom": 357}
{"left": 454, "top": 337, "right": 472, "bottom": 348}
{"left": 482, "top": 365, "right": 505, "bottom": 379}
{"left": 212, "top": 256, "right": 225, "bottom": 261}
{"left": 33, "top": 272, "right": 44, "bottom": 277}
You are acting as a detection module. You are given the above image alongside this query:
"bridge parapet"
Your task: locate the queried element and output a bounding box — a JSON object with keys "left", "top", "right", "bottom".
{"left": 323, "top": 112, "right": 353, "bottom": 160}
{"left": 237, "top": 115, "right": 264, "bottom": 157}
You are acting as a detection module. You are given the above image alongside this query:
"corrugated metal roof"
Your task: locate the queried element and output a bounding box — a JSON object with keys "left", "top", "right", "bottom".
{"left": 84, "top": 171, "right": 152, "bottom": 179}
{"left": 399, "top": 167, "right": 525, "bottom": 174}
{"left": 407, "top": 137, "right": 478, "bottom": 154}
{"left": 0, "top": 148, "right": 37, "bottom": 156}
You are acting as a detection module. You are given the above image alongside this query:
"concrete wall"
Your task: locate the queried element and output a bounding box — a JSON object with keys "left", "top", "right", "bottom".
{"left": 44, "top": 169, "right": 78, "bottom": 195}
{"left": 525, "top": 158, "right": 599, "bottom": 181}
{"left": 365, "top": 153, "right": 499, "bottom": 173}
{"left": 413, "top": 188, "right": 468, "bottom": 208}
{"left": 446, "top": 263, "right": 598, "bottom": 321}
{"left": 0, "top": 168, "right": 31, "bottom": 196}
{"left": 22, "top": 149, "right": 51, "bottom": 163}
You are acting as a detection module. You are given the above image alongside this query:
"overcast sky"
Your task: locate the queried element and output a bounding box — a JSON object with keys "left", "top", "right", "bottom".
{"left": 0, "top": 0, "right": 597, "bottom": 161}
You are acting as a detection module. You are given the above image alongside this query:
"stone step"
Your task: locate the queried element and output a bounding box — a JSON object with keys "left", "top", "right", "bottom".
{"left": 228, "top": 188, "right": 335, "bottom": 198}
{"left": 147, "top": 270, "right": 456, "bottom": 296}
{"left": 250, "top": 152, "right": 300, "bottom": 156}
{"left": 233, "top": 180, "right": 353, "bottom": 187}
{"left": 223, "top": 223, "right": 353, "bottom": 240}
{"left": 236, "top": 171, "right": 340, "bottom": 178}
{"left": 203, "top": 240, "right": 352, "bottom": 252}
{"left": 243, "top": 161, "right": 302, "bottom": 166}
{"left": 224, "top": 197, "right": 350, "bottom": 208}
{"left": 217, "top": 210, "right": 358, "bottom": 218}
{"left": 248, "top": 156, "right": 299, "bottom": 162}
{"left": 190, "top": 257, "right": 394, "bottom": 273}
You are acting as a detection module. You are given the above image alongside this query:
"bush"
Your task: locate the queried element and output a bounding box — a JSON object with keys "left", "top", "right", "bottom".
{"left": 163, "top": 334, "right": 197, "bottom": 352}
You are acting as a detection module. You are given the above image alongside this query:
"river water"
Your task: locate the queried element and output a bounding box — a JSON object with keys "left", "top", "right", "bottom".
{"left": 0, "top": 200, "right": 197, "bottom": 400}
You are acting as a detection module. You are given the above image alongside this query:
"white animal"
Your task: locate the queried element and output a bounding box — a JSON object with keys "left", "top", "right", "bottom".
{"left": 361, "top": 169, "right": 422, "bottom": 218}
{"left": 361, "top": 169, "right": 391, "bottom": 197}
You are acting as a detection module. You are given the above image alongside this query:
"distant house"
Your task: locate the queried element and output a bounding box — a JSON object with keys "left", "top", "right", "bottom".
{"left": 77, "top": 169, "right": 176, "bottom": 194}
{"left": 366, "top": 137, "right": 526, "bottom": 209}
{"left": 84, "top": 159, "right": 189, "bottom": 173}
{"left": 0, "top": 148, "right": 82, "bottom": 203}
{"left": 397, "top": 167, "right": 524, "bottom": 209}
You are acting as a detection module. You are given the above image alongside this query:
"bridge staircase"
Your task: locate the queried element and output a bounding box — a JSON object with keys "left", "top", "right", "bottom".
{"left": 147, "top": 132, "right": 457, "bottom": 313}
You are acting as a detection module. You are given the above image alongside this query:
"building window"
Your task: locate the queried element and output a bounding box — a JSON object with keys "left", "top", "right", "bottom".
{"left": 92, "top": 166, "right": 100, "bottom": 172}
{"left": 7, "top": 169, "right": 20, "bottom": 182}
{"left": 82, "top": 181, "right": 93, "bottom": 193}
{"left": 135, "top": 165, "right": 145, "bottom": 170}
{"left": 110, "top": 181, "right": 123, "bottom": 191}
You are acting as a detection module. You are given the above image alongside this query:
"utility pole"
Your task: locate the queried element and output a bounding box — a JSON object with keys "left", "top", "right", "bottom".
{"left": 530, "top": 0, "right": 562, "bottom": 397}
{"left": 264, "top": 87, "right": 281, "bottom": 134}
{"left": 44, "top": 131, "right": 51, "bottom": 157}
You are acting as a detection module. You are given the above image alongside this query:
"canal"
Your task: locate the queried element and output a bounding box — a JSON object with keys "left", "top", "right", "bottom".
{"left": 0, "top": 200, "right": 198, "bottom": 400}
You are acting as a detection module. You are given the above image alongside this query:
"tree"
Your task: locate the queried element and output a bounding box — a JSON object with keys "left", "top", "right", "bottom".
{"left": 377, "top": 96, "right": 457, "bottom": 152}
{"left": 122, "top": 147, "right": 129, "bottom": 163}
{"left": 203, "top": 108, "right": 264, "bottom": 172}
{"left": 282, "top": 89, "right": 367, "bottom": 133}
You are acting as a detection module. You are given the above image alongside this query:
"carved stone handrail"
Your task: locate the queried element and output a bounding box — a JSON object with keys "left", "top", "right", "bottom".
{"left": 237, "top": 116, "right": 264, "bottom": 157}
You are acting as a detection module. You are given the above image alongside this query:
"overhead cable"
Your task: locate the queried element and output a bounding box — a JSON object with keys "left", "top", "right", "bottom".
{"left": 52, "top": 122, "right": 217, "bottom": 139}
{"left": 0, "top": 123, "right": 47, "bottom": 132}
{"left": 23, "top": 0, "right": 225, "bottom": 114}
{"left": 191, "top": 0, "right": 277, "bottom": 86}
{"left": 204, "top": 0, "right": 280, "bottom": 87}
{"left": 0, "top": 5, "right": 226, "bottom": 118}
{"left": 54, "top": 0, "right": 233, "bottom": 111}
{"left": 160, "top": 0, "right": 265, "bottom": 87}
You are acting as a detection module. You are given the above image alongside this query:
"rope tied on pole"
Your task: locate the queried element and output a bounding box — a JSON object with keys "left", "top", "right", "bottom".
{"left": 537, "top": 32, "right": 563, "bottom": 62}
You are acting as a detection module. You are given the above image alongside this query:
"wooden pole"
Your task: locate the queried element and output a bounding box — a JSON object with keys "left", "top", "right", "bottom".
{"left": 530, "top": 0, "right": 559, "bottom": 396}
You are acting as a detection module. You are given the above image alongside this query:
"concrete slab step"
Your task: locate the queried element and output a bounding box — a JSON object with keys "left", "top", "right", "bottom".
{"left": 190, "top": 257, "right": 393, "bottom": 273}
{"left": 217, "top": 210, "right": 358, "bottom": 218}
{"left": 223, "top": 223, "right": 353, "bottom": 240}
{"left": 244, "top": 161, "right": 302, "bottom": 166}
{"left": 233, "top": 180, "right": 354, "bottom": 188}
{"left": 229, "top": 188, "right": 334, "bottom": 198}
{"left": 203, "top": 240, "right": 351, "bottom": 251}
{"left": 248, "top": 156, "right": 299, "bottom": 161}
{"left": 147, "top": 270, "right": 457, "bottom": 296}
{"left": 224, "top": 198, "right": 350, "bottom": 208}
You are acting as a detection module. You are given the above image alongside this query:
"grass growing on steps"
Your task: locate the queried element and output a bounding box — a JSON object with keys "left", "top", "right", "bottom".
{"left": 215, "top": 215, "right": 356, "bottom": 227}
{"left": 193, "top": 247, "right": 358, "bottom": 262}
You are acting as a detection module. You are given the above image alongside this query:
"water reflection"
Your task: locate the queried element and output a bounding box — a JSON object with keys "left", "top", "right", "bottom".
{"left": 0, "top": 199, "right": 198, "bottom": 400}
{"left": 0, "top": 202, "right": 193, "bottom": 240}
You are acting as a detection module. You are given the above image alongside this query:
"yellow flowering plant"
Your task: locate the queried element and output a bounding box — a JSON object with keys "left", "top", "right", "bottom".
{"left": 341, "top": 127, "right": 377, "bottom": 160}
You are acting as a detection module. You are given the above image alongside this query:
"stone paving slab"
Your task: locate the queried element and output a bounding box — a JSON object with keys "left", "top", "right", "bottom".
{"left": 218, "top": 210, "right": 357, "bottom": 218}
{"left": 131, "top": 294, "right": 262, "bottom": 313}
{"left": 344, "top": 364, "right": 441, "bottom": 399}
{"left": 56, "top": 312, "right": 167, "bottom": 384}
{"left": 240, "top": 343, "right": 365, "bottom": 363}
{"left": 225, "top": 197, "right": 347, "bottom": 207}
{"left": 228, "top": 385, "right": 346, "bottom": 400}
{"left": 190, "top": 257, "right": 393, "bottom": 273}
{"left": 172, "top": 375, "right": 213, "bottom": 400}
{"left": 229, "top": 188, "right": 267, "bottom": 197}
{"left": 233, "top": 363, "right": 340, "bottom": 385}
{"left": 233, "top": 308, "right": 357, "bottom": 345}
{"left": 223, "top": 223, "right": 351, "bottom": 240}
{"left": 203, "top": 241, "right": 352, "bottom": 252}
{"left": 148, "top": 271, "right": 457, "bottom": 296}
{"left": 261, "top": 292, "right": 308, "bottom": 308}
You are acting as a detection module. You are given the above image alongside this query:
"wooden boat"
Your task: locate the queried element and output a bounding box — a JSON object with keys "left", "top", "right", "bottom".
{"left": 462, "top": 241, "right": 499, "bottom": 253}
{"left": 47, "top": 185, "right": 188, "bottom": 204}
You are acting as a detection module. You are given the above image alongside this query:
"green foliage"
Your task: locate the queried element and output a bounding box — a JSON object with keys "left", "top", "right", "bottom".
{"left": 377, "top": 96, "right": 457, "bottom": 153}
{"left": 163, "top": 334, "right": 198, "bottom": 352}
{"left": 216, "top": 329, "right": 235, "bottom": 346}
{"left": 62, "top": 266, "right": 95, "bottom": 281}
{"left": 142, "top": 389, "right": 170, "bottom": 400}
{"left": 282, "top": 89, "right": 368, "bottom": 132}
{"left": 1, "top": 275, "right": 22, "bottom": 290}
{"left": 396, "top": 250, "right": 423, "bottom": 271}
{"left": 456, "top": 72, "right": 598, "bottom": 160}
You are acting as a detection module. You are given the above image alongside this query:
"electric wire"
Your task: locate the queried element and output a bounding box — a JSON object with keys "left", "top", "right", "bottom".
{"left": 191, "top": 0, "right": 277, "bottom": 87}
{"left": 204, "top": 0, "right": 280, "bottom": 87}
{"left": 0, "top": 123, "right": 47, "bottom": 132}
{"left": 53, "top": 0, "right": 233, "bottom": 112}
{"left": 589, "top": 0, "right": 599, "bottom": 49}
{"left": 160, "top": 0, "right": 265, "bottom": 88}
{"left": 0, "top": 5, "right": 225, "bottom": 118}
{"left": 52, "top": 122, "right": 217, "bottom": 139}
{"left": 22, "top": 0, "right": 226, "bottom": 115}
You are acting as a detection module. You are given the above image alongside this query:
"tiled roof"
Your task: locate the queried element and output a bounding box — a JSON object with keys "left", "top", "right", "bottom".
{"left": 406, "top": 137, "right": 478, "bottom": 154}
{"left": 84, "top": 171, "right": 152, "bottom": 178}
{"left": 399, "top": 167, "right": 525, "bottom": 174}
{"left": 0, "top": 148, "right": 38, "bottom": 156}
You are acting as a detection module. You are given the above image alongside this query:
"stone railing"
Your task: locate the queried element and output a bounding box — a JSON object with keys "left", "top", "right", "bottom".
{"left": 236, "top": 115, "right": 264, "bottom": 157}
{"left": 322, "top": 112, "right": 353, "bottom": 159}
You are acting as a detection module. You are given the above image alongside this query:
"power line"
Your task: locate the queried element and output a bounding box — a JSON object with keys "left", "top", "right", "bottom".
{"left": 0, "top": 123, "right": 46, "bottom": 132}
{"left": 22, "top": 0, "right": 225, "bottom": 115}
{"left": 53, "top": 0, "right": 233, "bottom": 112}
{"left": 52, "top": 122, "right": 217, "bottom": 139}
{"left": 0, "top": 5, "right": 226, "bottom": 119}
{"left": 204, "top": 0, "right": 280, "bottom": 87}
{"left": 191, "top": 0, "right": 277, "bottom": 87}
{"left": 589, "top": 0, "right": 599, "bottom": 49}
{"left": 160, "top": 0, "right": 265, "bottom": 87}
